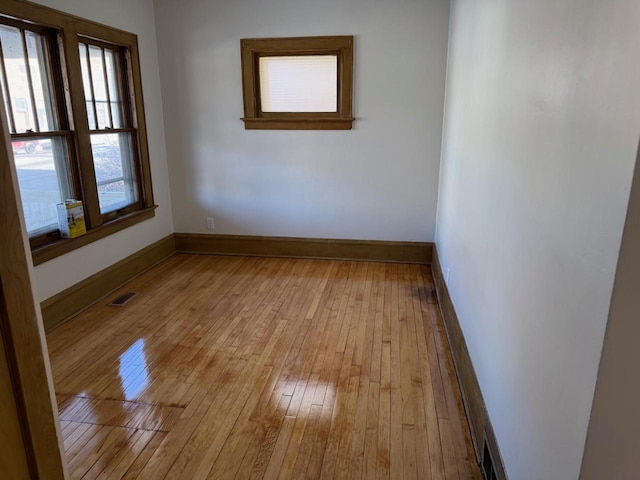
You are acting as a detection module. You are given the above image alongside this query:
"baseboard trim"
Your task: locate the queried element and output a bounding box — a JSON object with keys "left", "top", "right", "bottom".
{"left": 40, "top": 234, "right": 176, "bottom": 332}
{"left": 432, "top": 246, "right": 507, "bottom": 480}
{"left": 174, "top": 233, "right": 433, "bottom": 264}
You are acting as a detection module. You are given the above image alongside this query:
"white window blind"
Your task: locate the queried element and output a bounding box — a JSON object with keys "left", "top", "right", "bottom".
{"left": 259, "top": 55, "right": 338, "bottom": 113}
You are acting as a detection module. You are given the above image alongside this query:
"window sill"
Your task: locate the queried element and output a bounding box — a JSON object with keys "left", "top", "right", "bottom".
{"left": 32, "top": 205, "right": 157, "bottom": 266}
{"left": 242, "top": 117, "right": 354, "bottom": 130}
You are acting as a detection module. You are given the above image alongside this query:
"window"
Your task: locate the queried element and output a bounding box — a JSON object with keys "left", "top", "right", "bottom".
{"left": 78, "top": 40, "right": 139, "bottom": 215}
{"left": 0, "top": 1, "right": 155, "bottom": 264}
{"left": 0, "top": 22, "right": 73, "bottom": 236}
{"left": 259, "top": 55, "right": 338, "bottom": 112}
{"left": 240, "top": 36, "right": 354, "bottom": 130}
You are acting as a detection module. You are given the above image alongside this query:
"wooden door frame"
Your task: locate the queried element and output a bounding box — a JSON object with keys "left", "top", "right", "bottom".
{"left": 0, "top": 87, "right": 67, "bottom": 477}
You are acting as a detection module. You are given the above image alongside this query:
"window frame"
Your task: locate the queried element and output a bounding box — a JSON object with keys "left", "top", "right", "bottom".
{"left": 240, "top": 36, "right": 354, "bottom": 130}
{"left": 1, "top": 17, "right": 79, "bottom": 247}
{"left": 0, "top": 0, "right": 155, "bottom": 266}
{"left": 78, "top": 37, "right": 144, "bottom": 221}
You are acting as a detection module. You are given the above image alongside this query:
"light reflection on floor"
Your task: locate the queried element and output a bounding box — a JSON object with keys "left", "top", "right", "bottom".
{"left": 276, "top": 379, "right": 336, "bottom": 419}
{"left": 118, "top": 339, "right": 149, "bottom": 400}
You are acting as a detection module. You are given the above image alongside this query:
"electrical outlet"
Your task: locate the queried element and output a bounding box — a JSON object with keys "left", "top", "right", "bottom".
{"left": 446, "top": 267, "right": 451, "bottom": 284}
{"left": 206, "top": 217, "right": 215, "bottom": 230}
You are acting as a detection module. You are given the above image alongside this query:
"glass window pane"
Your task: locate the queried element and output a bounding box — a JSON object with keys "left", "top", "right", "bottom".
{"left": 89, "top": 45, "right": 110, "bottom": 129}
{"left": 0, "top": 59, "right": 11, "bottom": 129}
{"left": 105, "top": 49, "right": 123, "bottom": 128}
{"left": 0, "top": 26, "right": 58, "bottom": 133}
{"left": 259, "top": 55, "right": 338, "bottom": 113}
{"left": 0, "top": 26, "right": 34, "bottom": 132}
{"left": 91, "top": 133, "right": 138, "bottom": 213}
{"left": 79, "top": 43, "right": 96, "bottom": 130}
{"left": 25, "top": 31, "right": 57, "bottom": 131}
{"left": 12, "top": 136, "right": 72, "bottom": 234}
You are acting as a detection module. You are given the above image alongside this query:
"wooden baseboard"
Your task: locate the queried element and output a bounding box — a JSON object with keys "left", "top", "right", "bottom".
{"left": 432, "top": 246, "right": 507, "bottom": 480}
{"left": 40, "top": 234, "right": 176, "bottom": 332}
{"left": 174, "top": 233, "right": 433, "bottom": 264}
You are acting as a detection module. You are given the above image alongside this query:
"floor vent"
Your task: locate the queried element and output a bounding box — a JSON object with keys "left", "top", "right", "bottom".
{"left": 481, "top": 438, "right": 497, "bottom": 480}
{"left": 107, "top": 292, "right": 137, "bottom": 307}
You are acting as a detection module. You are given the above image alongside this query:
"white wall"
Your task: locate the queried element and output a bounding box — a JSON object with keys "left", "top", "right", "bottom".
{"left": 153, "top": 0, "right": 449, "bottom": 242}
{"left": 31, "top": 0, "right": 174, "bottom": 301}
{"left": 436, "top": 1, "right": 640, "bottom": 479}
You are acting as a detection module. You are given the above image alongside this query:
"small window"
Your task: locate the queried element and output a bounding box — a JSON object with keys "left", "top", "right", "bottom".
{"left": 240, "top": 36, "right": 354, "bottom": 130}
{"left": 259, "top": 55, "right": 338, "bottom": 113}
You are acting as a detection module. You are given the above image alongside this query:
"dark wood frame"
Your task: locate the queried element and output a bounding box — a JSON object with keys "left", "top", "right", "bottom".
{"left": 240, "top": 36, "right": 354, "bottom": 130}
{"left": 174, "top": 233, "right": 432, "bottom": 264}
{"left": 0, "top": 67, "right": 66, "bottom": 478}
{"left": 0, "top": 0, "right": 156, "bottom": 264}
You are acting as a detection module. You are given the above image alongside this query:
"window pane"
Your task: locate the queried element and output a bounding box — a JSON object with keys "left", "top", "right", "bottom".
{"left": 105, "top": 49, "right": 123, "bottom": 128}
{"left": 91, "top": 133, "right": 138, "bottom": 213}
{"left": 12, "top": 136, "right": 72, "bottom": 234}
{"left": 25, "top": 31, "right": 57, "bottom": 131}
{"left": 79, "top": 43, "right": 96, "bottom": 130}
{"left": 88, "top": 45, "right": 110, "bottom": 129}
{"left": 0, "top": 25, "right": 30, "bottom": 131}
{"left": 0, "top": 53, "right": 11, "bottom": 127}
{"left": 259, "top": 55, "right": 337, "bottom": 113}
{"left": 80, "top": 43, "right": 124, "bottom": 130}
{"left": 0, "top": 25, "right": 58, "bottom": 133}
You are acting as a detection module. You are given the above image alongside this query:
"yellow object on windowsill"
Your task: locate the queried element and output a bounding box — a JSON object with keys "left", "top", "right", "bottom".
{"left": 57, "top": 200, "right": 87, "bottom": 238}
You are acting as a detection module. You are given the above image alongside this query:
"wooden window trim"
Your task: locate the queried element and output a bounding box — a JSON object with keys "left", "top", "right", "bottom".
{"left": 32, "top": 205, "right": 157, "bottom": 266}
{"left": 240, "top": 35, "right": 354, "bottom": 130}
{"left": 0, "top": 93, "right": 66, "bottom": 479}
{"left": 0, "top": 0, "right": 156, "bottom": 264}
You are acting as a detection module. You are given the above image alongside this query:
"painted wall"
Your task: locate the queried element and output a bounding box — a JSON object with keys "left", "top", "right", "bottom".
{"left": 153, "top": 0, "right": 450, "bottom": 242}
{"left": 31, "top": 0, "right": 174, "bottom": 301}
{"left": 580, "top": 143, "right": 640, "bottom": 480}
{"left": 436, "top": 1, "right": 640, "bottom": 478}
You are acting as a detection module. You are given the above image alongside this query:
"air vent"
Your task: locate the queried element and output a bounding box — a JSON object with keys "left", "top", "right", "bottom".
{"left": 107, "top": 292, "right": 137, "bottom": 307}
{"left": 481, "top": 438, "right": 497, "bottom": 480}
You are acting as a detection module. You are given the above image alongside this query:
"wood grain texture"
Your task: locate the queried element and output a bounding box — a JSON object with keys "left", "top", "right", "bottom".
{"left": 47, "top": 254, "right": 480, "bottom": 479}
{"left": 40, "top": 234, "right": 175, "bottom": 332}
{"left": 241, "top": 118, "right": 354, "bottom": 130}
{"left": 0, "top": 74, "right": 66, "bottom": 478}
{"left": 175, "top": 233, "right": 433, "bottom": 264}
{"left": 432, "top": 247, "right": 507, "bottom": 480}
{"left": 0, "top": 323, "right": 32, "bottom": 479}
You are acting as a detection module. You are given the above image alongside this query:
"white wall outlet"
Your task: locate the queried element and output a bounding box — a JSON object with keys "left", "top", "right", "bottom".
{"left": 446, "top": 267, "right": 451, "bottom": 284}
{"left": 206, "top": 217, "right": 215, "bottom": 230}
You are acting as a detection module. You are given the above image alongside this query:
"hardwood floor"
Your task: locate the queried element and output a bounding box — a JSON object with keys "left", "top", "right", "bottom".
{"left": 46, "top": 254, "right": 481, "bottom": 479}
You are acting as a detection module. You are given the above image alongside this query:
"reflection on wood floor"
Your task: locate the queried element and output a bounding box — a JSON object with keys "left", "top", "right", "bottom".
{"left": 47, "top": 254, "right": 481, "bottom": 479}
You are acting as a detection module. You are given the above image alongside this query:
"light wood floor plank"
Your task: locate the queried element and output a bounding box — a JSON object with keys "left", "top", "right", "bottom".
{"left": 46, "top": 254, "right": 480, "bottom": 479}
